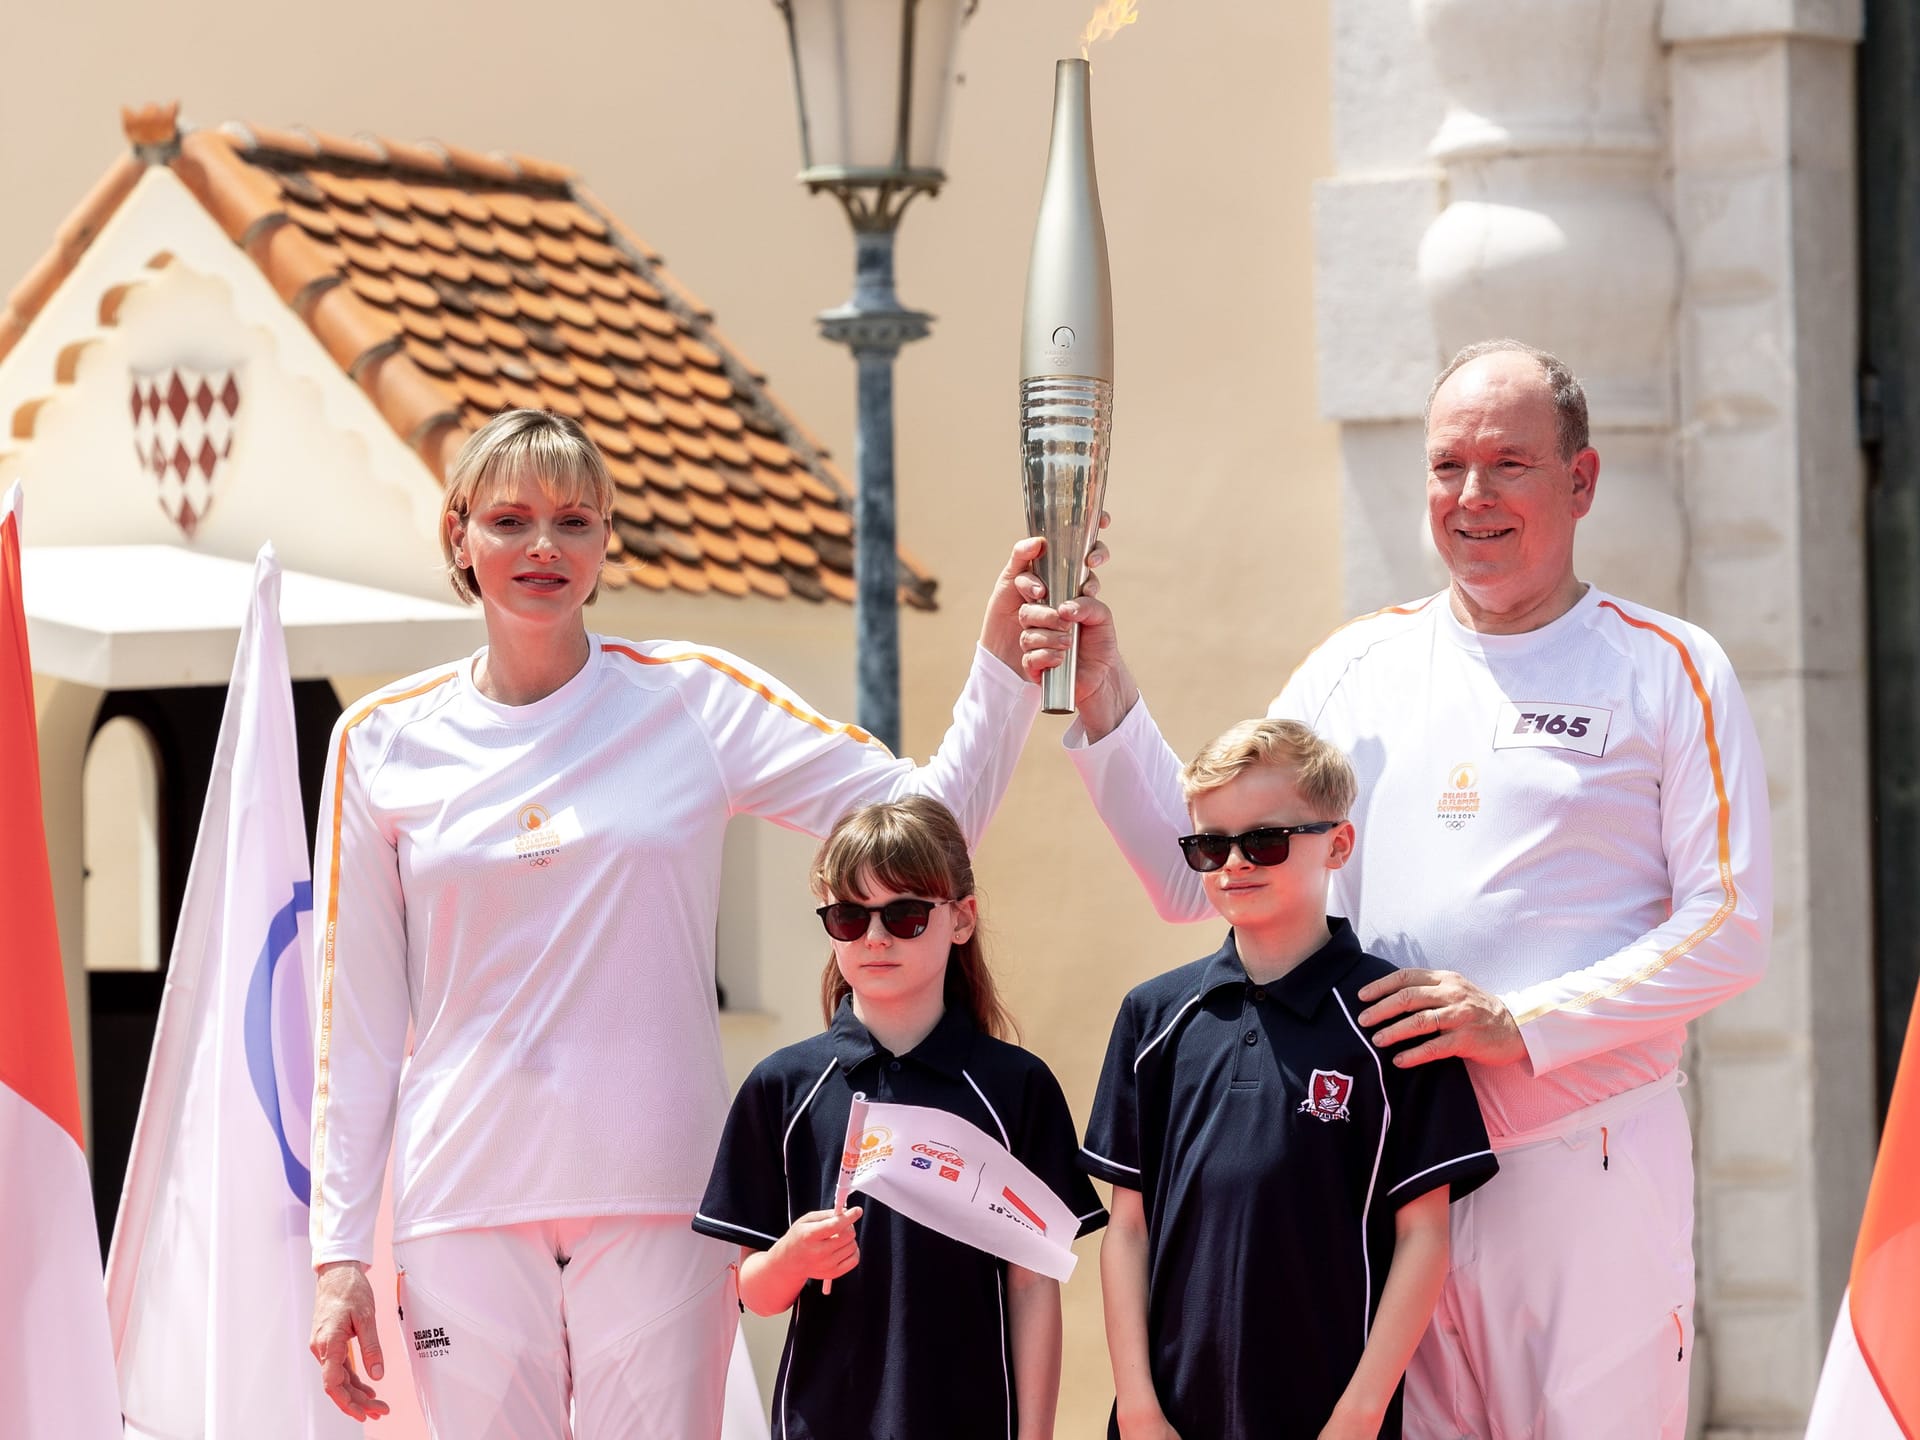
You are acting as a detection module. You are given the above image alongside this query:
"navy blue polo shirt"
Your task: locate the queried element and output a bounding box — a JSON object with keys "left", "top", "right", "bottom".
{"left": 1081, "top": 919, "right": 1497, "bottom": 1440}
{"left": 695, "top": 999, "right": 1107, "bottom": 1440}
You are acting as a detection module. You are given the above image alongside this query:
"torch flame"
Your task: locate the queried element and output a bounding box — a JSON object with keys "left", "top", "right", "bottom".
{"left": 1079, "top": 0, "right": 1139, "bottom": 61}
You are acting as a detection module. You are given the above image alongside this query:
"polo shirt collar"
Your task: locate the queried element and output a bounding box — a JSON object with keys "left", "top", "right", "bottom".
{"left": 829, "top": 995, "right": 978, "bottom": 1080}
{"left": 1197, "top": 918, "right": 1366, "bottom": 1020}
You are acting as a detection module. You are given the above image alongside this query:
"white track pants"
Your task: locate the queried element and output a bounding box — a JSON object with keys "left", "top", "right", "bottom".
{"left": 392, "top": 1214, "right": 738, "bottom": 1440}
{"left": 1405, "top": 1072, "right": 1695, "bottom": 1440}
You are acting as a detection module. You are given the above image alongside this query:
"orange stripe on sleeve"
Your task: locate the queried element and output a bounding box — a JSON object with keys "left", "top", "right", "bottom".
{"left": 602, "top": 642, "right": 889, "bottom": 754}
{"left": 310, "top": 671, "right": 458, "bottom": 1221}
{"left": 1512, "top": 602, "right": 1738, "bottom": 1025}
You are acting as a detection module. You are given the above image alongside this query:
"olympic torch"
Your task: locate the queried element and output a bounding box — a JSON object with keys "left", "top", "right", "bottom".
{"left": 1020, "top": 57, "right": 1114, "bottom": 716}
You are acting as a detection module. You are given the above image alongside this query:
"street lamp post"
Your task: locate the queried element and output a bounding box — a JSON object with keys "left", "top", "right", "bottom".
{"left": 772, "top": 0, "right": 977, "bottom": 754}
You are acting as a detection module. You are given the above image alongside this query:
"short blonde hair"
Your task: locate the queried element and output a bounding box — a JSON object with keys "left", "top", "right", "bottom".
{"left": 440, "top": 409, "right": 615, "bottom": 605}
{"left": 1182, "top": 718, "right": 1357, "bottom": 819}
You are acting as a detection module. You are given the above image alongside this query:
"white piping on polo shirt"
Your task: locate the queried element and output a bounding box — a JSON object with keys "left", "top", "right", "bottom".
{"left": 783, "top": 1059, "right": 840, "bottom": 1225}
{"left": 1134, "top": 994, "right": 1203, "bottom": 1071}
{"left": 963, "top": 1069, "right": 1011, "bottom": 1148}
{"left": 694, "top": 1213, "right": 780, "bottom": 1247}
{"left": 1079, "top": 1144, "right": 1139, "bottom": 1176}
{"left": 777, "top": 1057, "right": 839, "bottom": 1440}
{"left": 1387, "top": 1149, "right": 1495, "bottom": 1199}
{"left": 1333, "top": 991, "right": 1389, "bottom": 1348}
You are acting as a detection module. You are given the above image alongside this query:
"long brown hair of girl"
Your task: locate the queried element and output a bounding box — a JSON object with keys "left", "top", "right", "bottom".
{"left": 811, "top": 795, "right": 1017, "bottom": 1042}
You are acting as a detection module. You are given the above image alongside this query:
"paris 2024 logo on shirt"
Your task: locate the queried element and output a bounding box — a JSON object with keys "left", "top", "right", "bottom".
{"left": 1298, "top": 1068, "right": 1354, "bottom": 1123}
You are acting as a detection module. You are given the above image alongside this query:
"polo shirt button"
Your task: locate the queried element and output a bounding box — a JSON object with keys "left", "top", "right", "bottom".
{"left": 1250, "top": 987, "right": 1265, "bottom": 1000}
{"left": 1244, "top": 1030, "right": 1258, "bottom": 1046}
{"left": 889, "top": 1060, "right": 902, "bottom": 1071}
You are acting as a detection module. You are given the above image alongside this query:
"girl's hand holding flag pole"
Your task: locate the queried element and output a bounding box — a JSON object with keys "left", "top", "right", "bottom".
{"left": 822, "top": 1092, "right": 868, "bottom": 1296}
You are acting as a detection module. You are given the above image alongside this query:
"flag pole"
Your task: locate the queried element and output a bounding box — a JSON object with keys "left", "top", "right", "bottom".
{"left": 822, "top": 1092, "right": 868, "bottom": 1297}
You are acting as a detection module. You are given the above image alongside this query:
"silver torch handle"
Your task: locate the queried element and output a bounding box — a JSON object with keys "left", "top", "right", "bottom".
{"left": 1021, "top": 377, "right": 1114, "bottom": 713}
{"left": 1020, "top": 58, "right": 1114, "bottom": 717}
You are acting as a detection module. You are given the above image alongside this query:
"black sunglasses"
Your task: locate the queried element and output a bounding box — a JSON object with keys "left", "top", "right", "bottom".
{"left": 816, "top": 898, "right": 951, "bottom": 942}
{"left": 1176, "top": 821, "right": 1341, "bottom": 873}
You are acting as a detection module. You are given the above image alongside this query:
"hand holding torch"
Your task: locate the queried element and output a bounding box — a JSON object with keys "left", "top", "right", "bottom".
{"left": 1021, "top": 57, "right": 1115, "bottom": 715}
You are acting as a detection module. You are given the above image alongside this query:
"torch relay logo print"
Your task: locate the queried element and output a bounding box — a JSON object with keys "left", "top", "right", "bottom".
{"left": 851, "top": 1125, "right": 895, "bottom": 1177}
{"left": 1436, "top": 761, "right": 1481, "bottom": 830}
{"left": 1298, "top": 1068, "right": 1354, "bottom": 1124}
{"left": 512, "top": 802, "right": 562, "bottom": 867}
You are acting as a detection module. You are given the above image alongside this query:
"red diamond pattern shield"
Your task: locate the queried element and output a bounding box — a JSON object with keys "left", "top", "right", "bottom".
{"left": 129, "top": 366, "right": 240, "bottom": 537}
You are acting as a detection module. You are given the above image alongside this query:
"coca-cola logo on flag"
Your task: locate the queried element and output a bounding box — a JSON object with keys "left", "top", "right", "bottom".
{"left": 130, "top": 365, "right": 240, "bottom": 537}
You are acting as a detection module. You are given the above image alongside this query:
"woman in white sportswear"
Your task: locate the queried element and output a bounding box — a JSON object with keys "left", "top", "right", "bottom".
{"left": 306, "top": 409, "right": 1061, "bottom": 1440}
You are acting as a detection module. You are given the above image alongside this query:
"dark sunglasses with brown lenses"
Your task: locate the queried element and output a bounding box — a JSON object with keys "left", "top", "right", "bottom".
{"left": 815, "top": 898, "right": 951, "bottom": 942}
{"left": 1176, "top": 821, "right": 1342, "bottom": 873}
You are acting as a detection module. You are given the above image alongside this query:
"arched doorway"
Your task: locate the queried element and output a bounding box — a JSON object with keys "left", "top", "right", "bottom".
{"left": 83, "top": 679, "right": 343, "bottom": 1254}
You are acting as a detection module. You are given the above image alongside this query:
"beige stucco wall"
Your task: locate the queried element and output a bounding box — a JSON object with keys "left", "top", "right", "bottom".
{"left": 3, "top": 1, "right": 1338, "bottom": 1427}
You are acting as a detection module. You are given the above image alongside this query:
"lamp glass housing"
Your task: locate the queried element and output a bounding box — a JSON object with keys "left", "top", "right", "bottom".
{"left": 779, "top": 0, "right": 970, "bottom": 189}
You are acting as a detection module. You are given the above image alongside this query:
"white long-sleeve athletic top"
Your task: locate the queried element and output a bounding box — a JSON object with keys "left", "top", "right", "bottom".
{"left": 1067, "top": 587, "right": 1772, "bottom": 1138}
{"left": 310, "top": 638, "right": 1040, "bottom": 1265}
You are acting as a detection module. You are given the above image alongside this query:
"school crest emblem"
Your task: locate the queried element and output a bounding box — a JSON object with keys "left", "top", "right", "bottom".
{"left": 1298, "top": 1068, "right": 1354, "bottom": 1123}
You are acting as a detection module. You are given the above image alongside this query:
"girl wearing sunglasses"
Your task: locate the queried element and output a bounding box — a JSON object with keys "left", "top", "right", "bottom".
{"left": 696, "top": 797, "right": 1106, "bottom": 1440}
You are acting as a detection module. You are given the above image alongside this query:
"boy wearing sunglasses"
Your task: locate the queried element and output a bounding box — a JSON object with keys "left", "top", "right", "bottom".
{"left": 1081, "top": 719, "right": 1496, "bottom": 1440}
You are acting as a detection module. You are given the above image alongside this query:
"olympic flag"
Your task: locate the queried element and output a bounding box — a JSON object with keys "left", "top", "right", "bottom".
{"left": 0, "top": 481, "right": 124, "bottom": 1436}
{"left": 1807, "top": 982, "right": 1920, "bottom": 1439}
{"left": 845, "top": 1102, "right": 1082, "bottom": 1281}
{"left": 104, "top": 543, "right": 356, "bottom": 1439}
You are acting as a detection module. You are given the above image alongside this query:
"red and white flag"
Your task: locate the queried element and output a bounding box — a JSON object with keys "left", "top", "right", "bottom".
{"left": 0, "top": 480, "right": 125, "bottom": 1437}
{"left": 1807, "top": 983, "right": 1920, "bottom": 1438}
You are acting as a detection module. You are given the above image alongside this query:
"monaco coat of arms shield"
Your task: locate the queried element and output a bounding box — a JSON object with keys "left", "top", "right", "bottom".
{"left": 130, "top": 365, "right": 240, "bottom": 537}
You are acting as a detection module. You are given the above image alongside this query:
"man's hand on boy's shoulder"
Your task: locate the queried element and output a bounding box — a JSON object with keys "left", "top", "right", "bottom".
{"left": 1356, "top": 968, "right": 1527, "bottom": 1069}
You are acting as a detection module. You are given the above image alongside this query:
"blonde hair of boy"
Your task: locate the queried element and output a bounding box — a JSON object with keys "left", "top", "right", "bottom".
{"left": 1181, "top": 718, "right": 1357, "bottom": 820}
{"left": 440, "top": 409, "right": 615, "bottom": 605}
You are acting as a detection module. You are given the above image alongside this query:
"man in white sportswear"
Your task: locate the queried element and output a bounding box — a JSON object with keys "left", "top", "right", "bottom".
{"left": 1019, "top": 341, "right": 1772, "bottom": 1439}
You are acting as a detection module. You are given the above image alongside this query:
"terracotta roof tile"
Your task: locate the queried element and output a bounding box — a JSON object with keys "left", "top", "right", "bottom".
{"left": 580, "top": 389, "right": 625, "bottom": 426}
{"left": 785, "top": 565, "right": 827, "bottom": 603}
{"left": 627, "top": 558, "right": 671, "bottom": 591}
{"left": 1, "top": 103, "right": 936, "bottom": 608}
{"left": 387, "top": 245, "right": 434, "bottom": 280}
{"left": 692, "top": 525, "right": 741, "bottom": 565}
{"left": 442, "top": 312, "right": 486, "bottom": 347}
{"left": 738, "top": 529, "right": 780, "bottom": 567}
{"left": 743, "top": 562, "right": 790, "bottom": 599}
{"left": 399, "top": 307, "right": 446, "bottom": 343}
{"left": 705, "top": 560, "right": 749, "bottom": 598}
{"left": 649, "top": 492, "right": 694, "bottom": 529}
{"left": 236, "top": 121, "right": 320, "bottom": 157}
{"left": 729, "top": 494, "right": 775, "bottom": 535}
{"left": 663, "top": 555, "right": 710, "bottom": 594}
{"left": 709, "top": 433, "right": 752, "bottom": 469}
{"left": 754, "top": 466, "right": 804, "bottom": 504}
{"left": 765, "top": 498, "right": 812, "bottom": 537}
{"left": 408, "top": 185, "right": 455, "bottom": 220}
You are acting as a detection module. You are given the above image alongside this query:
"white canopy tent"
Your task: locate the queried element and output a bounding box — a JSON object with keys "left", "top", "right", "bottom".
{"left": 22, "top": 545, "right": 484, "bottom": 689}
